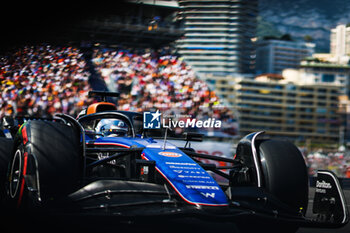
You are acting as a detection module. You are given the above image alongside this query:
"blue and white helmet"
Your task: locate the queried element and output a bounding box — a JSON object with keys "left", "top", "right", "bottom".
{"left": 95, "top": 119, "right": 128, "bottom": 137}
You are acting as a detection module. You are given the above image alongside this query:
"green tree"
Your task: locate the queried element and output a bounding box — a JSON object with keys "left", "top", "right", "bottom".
{"left": 304, "top": 34, "right": 313, "bottom": 42}
{"left": 280, "top": 34, "right": 292, "bottom": 41}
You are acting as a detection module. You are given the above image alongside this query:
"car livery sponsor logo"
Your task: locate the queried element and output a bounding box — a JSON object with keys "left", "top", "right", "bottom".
{"left": 201, "top": 192, "right": 216, "bottom": 198}
{"left": 315, "top": 180, "right": 332, "bottom": 194}
{"left": 179, "top": 175, "right": 210, "bottom": 179}
{"left": 165, "top": 162, "right": 196, "bottom": 166}
{"left": 316, "top": 180, "right": 332, "bottom": 189}
{"left": 185, "top": 185, "right": 220, "bottom": 190}
{"left": 159, "top": 151, "right": 182, "bottom": 158}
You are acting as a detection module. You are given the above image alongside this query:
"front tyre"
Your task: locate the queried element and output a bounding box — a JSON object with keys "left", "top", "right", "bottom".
{"left": 257, "top": 139, "right": 309, "bottom": 215}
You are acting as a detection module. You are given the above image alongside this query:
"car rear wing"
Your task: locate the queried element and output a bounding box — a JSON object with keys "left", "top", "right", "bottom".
{"left": 88, "top": 90, "right": 119, "bottom": 102}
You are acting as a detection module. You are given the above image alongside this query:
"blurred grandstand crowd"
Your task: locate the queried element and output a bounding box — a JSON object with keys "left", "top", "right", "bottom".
{"left": 306, "top": 151, "right": 350, "bottom": 178}
{"left": 0, "top": 45, "right": 93, "bottom": 117}
{"left": 0, "top": 44, "right": 237, "bottom": 135}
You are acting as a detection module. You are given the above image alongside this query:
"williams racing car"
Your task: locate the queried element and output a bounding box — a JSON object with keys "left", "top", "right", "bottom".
{"left": 0, "top": 91, "right": 348, "bottom": 232}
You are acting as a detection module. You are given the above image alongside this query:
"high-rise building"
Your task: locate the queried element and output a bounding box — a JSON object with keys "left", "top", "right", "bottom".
{"left": 330, "top": 24, "right": 350, "bottom": 64}
{"left": 255, "top": 39, "right": 315, "bottom": 74}
{"left": 176, "top": 0, "right": 258, "bottom": 76}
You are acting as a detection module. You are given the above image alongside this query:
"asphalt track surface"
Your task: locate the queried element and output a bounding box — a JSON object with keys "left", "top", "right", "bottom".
{"left": 2, "top": 188, "right": 349, "bottom": 233}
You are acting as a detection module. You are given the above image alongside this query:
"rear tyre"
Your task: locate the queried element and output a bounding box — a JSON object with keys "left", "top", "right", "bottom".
{"left": 0, "top": 138, "right": 13, "bottom": 202}
{"left": 256, "top": 139, "right": 309, "bottom": 215}
{"left": 7, "top": 120, "right": 82, "bottom": 209}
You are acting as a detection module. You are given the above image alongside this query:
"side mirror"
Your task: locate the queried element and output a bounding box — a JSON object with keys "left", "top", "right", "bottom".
{"left": 183, "top": 132, "right": 203, "bottom": 142}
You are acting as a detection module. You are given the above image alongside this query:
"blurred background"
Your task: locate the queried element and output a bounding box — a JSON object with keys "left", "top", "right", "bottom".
{"left": 1, "top": 0, "right": 350, "bottom": 178}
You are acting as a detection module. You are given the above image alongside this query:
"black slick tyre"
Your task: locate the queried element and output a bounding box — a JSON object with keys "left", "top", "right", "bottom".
{"left": 237, "top": 139, "right": 307, "bottom": 233}
{"left": 0, "top": 138, "right": 13, "bottom": 201}
{"left": 257, "top": 139, "right": 309, "bottom": 214}
{"left": 7, "top": 120, "right": 81, "bottom": 209}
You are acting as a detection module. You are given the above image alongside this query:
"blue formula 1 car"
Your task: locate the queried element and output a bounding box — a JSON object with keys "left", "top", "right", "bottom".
{"left": 0, "top": 91, "right": 348, "bottom": 233}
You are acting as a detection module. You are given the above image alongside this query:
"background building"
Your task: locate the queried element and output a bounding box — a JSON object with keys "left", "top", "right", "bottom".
{"left": 207, "top": 74, "right": 341, "bottom": 143}
{"left": 338, "top": 95, "right": 350, "bottom": 146}
{"left": 283, "top": 58, "right": 350, "bottom": 97}
{"left": 255, "top": 39, "right": 315, "bottom": 74}
{"left": 176, "top": 0, "right": 258, "bottom": 76}
{"left": 330, "top": 24, "right": 350, "bottom": 64}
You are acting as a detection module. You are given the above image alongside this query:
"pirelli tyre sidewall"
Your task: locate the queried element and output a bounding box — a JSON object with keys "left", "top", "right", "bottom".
{"left": 256, "top": 139, "right": 309, "bottom": 215}
{"left": 7, "top": 143, "right": 27, "bottom": 209}
{"left": 7, "top": 120, "right": 81, "bottom": 209}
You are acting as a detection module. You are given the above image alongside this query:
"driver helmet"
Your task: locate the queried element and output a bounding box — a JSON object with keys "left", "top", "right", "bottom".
{"left": 95, "top": 119, "right": 128, "bottom": 137}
